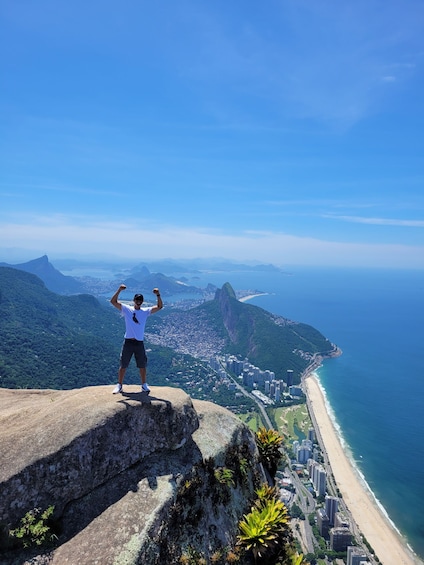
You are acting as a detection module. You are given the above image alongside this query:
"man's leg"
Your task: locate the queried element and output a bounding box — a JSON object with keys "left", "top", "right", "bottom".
{"left": 139, "top": 367, "right": 147, "bottom": 384}
{"left": 113, "top": 341, "right": 130, "bottom": 393}
{"left": 113, "top": 367, "right": 126, "bottom": 394}
{"left": 118, "top": 367, "right": 126, "bottom": 384}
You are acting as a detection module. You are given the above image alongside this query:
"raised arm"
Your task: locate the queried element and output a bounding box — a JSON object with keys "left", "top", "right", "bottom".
{"left": 151, "top": 288, "right": 163, "bottom": 313}
{"left": 110, "top": 284, "right": 126, "bottom": 310}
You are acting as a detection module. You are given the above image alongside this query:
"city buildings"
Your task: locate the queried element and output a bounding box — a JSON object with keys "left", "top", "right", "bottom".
{"left": 213, "top": 354, "right": 303, "bottom": 405}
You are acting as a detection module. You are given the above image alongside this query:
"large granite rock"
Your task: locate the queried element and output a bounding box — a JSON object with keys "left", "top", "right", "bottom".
{"left": 0, "top": 386, "right": 261, "bottom": 565}
{"left": 0, "top": 386, "right": 199, "bottom": 526}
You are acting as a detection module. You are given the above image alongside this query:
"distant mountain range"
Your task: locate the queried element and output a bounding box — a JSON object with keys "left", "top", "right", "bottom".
{"left": 0, "top": 255, "right": 209, "bottom": 297}
{"left": 130, "top": 258, "right": 284, "bottom": 274}
{"left": 0, "top": 255, "right": 86, "bottom": 295}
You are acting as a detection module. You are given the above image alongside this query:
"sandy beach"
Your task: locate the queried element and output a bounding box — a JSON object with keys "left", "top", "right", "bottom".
{"left": 238, "top": 292, "right": 268, "bottom": 302}
{"left": 304, "top": 373, "right": 421, "bottom": 565}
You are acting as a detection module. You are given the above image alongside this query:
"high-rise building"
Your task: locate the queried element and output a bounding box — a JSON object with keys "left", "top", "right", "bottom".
{"left": 297, "top": 445, "right": 311, "bottom": 464}
{"left": 274, "top": 381, "right": 281, "bottom": 402}
{"left": 286, "top": 369, "right": 294, "bottom": 386}
{"left": 325, "top": 496, "right": 339, "bottom": 526}
{"left": 330, "top": 527, "right": 352, "bottom": 551}
{"left": 307, "top": 459, "right": 326, "bottom": 495}
{"left": 264, "top": 369, "right": 275, "bottom": 381}
{"left": 289, "top": 385, "right": 302, "bottom": 397}
{"left": 315, "top": 466, "right": 326, "bottom": 496}
{"left": 347, "top": 546, "right": 368, "bottom": 565}
{"left": 316, "top": 508, "right": 330, "bottom": 538}
{"left": 335, "top": 512, "right": 349, "bottom": 529}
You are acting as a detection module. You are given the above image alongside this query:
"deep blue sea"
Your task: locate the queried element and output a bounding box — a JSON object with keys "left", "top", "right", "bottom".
{"left": 182, "top": 266, "right": 424, "bottom": 562}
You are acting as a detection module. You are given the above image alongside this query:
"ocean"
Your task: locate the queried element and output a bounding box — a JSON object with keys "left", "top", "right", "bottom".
{"left": 182, "top": 266, "right": 424, "bottom": 562}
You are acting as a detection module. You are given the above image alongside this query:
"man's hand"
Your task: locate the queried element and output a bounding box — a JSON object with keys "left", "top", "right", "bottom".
{"left": 119, "top": 284, "right": 127, "bottom": 291}
{"left": 153, "top": 288, "right": 160, "bottom": 295}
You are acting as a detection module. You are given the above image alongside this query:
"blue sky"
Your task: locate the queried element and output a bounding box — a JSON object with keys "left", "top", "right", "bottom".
{"left": 1, "top": 0, "right": 424, "bottom": 268}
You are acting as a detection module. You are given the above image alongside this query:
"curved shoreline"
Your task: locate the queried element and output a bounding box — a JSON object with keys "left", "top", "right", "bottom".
{"left": 238, "top": 292, "right": 269, "bottom": 302}
{"left": 304, "top": 372, "right": 422, "bottom": 565}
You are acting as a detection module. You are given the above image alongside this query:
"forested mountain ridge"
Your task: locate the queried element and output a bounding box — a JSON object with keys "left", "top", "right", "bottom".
{"left": 148, "top": 282, "right": 339, "bottom": 384}
{"left": 211, "top": 283, "right": 336, "bottom": 381}
{"left": 0, "top": 267, "right": 122, "bottom": 389}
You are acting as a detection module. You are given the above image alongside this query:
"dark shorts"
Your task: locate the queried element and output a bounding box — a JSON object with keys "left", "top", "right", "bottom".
{"left": 120, "top": 339, "right": 147, "bottom": 369}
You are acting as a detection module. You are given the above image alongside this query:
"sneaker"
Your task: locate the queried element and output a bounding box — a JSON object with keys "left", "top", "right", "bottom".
{"left": 141, "top": 383, "right": 150, "bottom": 393}
{"left": 113, "top": 383, "right": 123, "bottom": 394}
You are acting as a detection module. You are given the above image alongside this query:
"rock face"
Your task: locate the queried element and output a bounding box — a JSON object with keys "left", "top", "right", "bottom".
{"left": 0, "top": 386, "right": 261, "bottom": 565}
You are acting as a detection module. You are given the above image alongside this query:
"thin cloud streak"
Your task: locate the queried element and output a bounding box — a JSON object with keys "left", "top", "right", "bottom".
{"left": 0, "top": 183, "right": 121, "bottom": 197}
{"left": 325, "top": 215, "right": 424, "bottom": 227}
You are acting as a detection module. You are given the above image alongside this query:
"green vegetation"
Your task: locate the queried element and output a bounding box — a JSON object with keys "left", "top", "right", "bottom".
{"left": 238, "top": 411, "right": 266, "bottom": 432}
{"left": 197, "top": 285, "right": 334, "bottom": 384}
{"left": 10, "top": 506, "right": 57, "bottom": 548}
{"left": 238, "top": 498, "right": 290, "bottom": 563}
{"left": 214, "top": 467, "right": 235, "bottom": 488}
{"left": 237, "top": 484, "right": 306, "bottom": 565}
{"left": 270, "top": 405, "right": 312, "bottom": 445}
{"left": 255, "top": 427, "right": 284, "bottom": 478}
{"left": 0, "top": 267, "right": 124, "bottom": 388}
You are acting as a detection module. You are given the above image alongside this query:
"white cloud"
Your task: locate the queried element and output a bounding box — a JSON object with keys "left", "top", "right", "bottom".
{"left": 324, "top": 215, "right": 424, "bottom": 227}
{"left": 1, "top": 215, "right": 423, "bottom": 269}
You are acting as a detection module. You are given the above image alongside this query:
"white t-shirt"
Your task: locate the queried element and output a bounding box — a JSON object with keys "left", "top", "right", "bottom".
{"left": 120, "top": 303, "right": 153, "bottom": 341}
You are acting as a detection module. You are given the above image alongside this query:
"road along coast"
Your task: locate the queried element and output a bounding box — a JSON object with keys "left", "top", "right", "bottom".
{"left": 304, "top": 373, "right": 421, "bottom": 565}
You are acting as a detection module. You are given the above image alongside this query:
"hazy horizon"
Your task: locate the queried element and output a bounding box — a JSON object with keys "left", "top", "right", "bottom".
{"left": 2, "top": 250, "right": 424, "bottom": 274}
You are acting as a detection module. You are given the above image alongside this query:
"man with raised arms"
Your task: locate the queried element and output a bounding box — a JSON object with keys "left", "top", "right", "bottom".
{"left": 110, "top": 284, "right": 163, "bottom": 394}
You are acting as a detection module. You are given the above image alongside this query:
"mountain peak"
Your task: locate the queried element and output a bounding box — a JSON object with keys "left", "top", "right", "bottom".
{"left": 214, "top": 281, "right": 237, "bottom": 300}
{"left": 1, "top": 255, "right": 84, "bottom": 295}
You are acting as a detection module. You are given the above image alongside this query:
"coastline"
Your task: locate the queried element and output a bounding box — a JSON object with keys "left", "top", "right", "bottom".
{"left": 304, "top": 372, "right": 421, "bottom": 565}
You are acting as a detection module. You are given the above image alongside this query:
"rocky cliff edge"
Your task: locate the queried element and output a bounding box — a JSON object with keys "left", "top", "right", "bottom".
{"left": 0, "top": 386, "right": 261, "bottom": 565}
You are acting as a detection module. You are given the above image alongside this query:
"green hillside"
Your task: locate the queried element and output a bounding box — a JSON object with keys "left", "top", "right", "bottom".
{"left": 0, "top": 267, "right": 174, "bottom": 389}
{"left": 197, "top": 283, "right": 336, "bottom": 382}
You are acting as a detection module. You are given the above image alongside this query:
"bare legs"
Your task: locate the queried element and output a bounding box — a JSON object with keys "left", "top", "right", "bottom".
{"left": 118, "top": 367, "right": 146, "bottom": 385}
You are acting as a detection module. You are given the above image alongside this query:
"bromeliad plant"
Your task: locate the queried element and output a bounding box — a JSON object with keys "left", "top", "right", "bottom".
{"left": 254, "top": 484, "right": 280, "bottom": 508}
{"left": 237, "top": 496, "right": 289, "bottom": 564}
{"left": 214, "top": 467, "right": 235, "bottom": 488}
{"left": 255, "top": 427, "right": 284, "bottom": 478}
